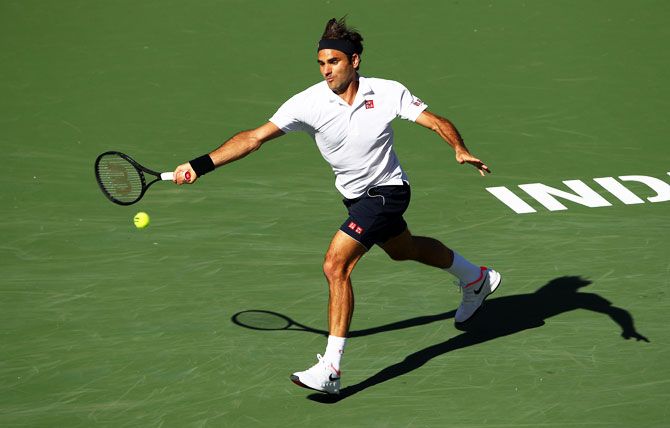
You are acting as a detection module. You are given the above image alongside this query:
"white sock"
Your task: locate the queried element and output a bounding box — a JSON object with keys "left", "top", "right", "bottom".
{"left": 323, "top": 335, "right": 346, "bottom": 372}
{"left": 444, "top": 251, "right": 482, "bottom": 285}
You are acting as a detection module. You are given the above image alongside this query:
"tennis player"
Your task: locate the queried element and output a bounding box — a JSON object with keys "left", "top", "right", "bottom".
{"left": 173, "top": 17, "right": 502, "bottom": 395}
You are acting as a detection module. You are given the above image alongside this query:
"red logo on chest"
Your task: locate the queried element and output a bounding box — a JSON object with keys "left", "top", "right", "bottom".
{"left": 365, "top": 100, "right": 375, "bottom": 109}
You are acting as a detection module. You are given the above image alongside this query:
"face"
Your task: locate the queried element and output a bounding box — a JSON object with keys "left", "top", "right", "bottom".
{"left": 317, "top": 49, "right": 360, "bottom": 94}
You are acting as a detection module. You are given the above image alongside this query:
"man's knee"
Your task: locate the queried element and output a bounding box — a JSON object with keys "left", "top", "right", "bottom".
{"left": 383, "top": 235, "right": 418, "bottom": 261}
{"left": 323, "top": 253, "right": 350, "bottom": 283}
{"left": 386, "top": 247, "right": 415, "bottom": 262}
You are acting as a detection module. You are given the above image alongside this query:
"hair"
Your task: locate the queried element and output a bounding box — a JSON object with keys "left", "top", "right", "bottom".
{"left": 321, "top": 17, "right": 364, "bottom": 59}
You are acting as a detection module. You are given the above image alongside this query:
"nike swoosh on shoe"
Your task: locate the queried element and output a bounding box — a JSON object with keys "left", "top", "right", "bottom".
{"left": 473, "top": 271, "right": 489, "bottom": 295}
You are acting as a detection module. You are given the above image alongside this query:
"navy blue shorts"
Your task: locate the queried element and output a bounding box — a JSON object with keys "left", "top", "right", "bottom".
{"left": 339, "top": 183, "right": 411, "bottom": 249}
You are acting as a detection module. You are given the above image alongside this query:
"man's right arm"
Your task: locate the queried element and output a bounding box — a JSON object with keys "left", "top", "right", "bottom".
{"left": 173, "top": 121, "right": 285, "bottom": 185}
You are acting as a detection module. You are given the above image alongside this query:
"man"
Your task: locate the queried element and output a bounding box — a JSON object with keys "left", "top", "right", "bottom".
{"left": 173, "top": 17, "right": 502, "bottom": 395}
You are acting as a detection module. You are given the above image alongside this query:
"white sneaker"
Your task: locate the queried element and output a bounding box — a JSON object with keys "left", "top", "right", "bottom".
{"left": 290, "top": 354, "right": 341, "bottom": 394}
{"left": 455, "top": 266, "right": 502, "bottom": 323}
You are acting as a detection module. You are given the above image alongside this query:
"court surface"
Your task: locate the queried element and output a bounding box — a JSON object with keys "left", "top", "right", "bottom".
{"left": 1, "top": 0, "right": 669, "bottom": 426}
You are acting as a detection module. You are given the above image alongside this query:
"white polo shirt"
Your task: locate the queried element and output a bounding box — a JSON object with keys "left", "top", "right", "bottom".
{"left": 269, "top": 76, "right": 428, "bottom": 199}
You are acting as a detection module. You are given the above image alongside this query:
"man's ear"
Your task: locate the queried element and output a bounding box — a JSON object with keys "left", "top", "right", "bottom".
{"left": 351, "top": 53, "right": 361, "bottom": 69}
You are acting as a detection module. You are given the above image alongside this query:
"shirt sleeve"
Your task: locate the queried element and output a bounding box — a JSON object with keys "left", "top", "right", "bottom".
{"left": 269, "top": 94, "right": 307, "bottom": 133}
{"left": 396, "top": 83, "right": 428, "bottom": 122}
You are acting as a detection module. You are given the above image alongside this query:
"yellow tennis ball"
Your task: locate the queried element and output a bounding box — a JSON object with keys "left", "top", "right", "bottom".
{"left": 133, "top": 212, "right": 150, "bottom": 229}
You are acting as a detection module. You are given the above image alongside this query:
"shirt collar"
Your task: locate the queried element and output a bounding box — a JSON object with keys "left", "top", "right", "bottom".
{"left": 324, "top": 75, "right": 375, "bottom": 105}
{"left": 358, "top": 75, "right": 374, "bottom": 97}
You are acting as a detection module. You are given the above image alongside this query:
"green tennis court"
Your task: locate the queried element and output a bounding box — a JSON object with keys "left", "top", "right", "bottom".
{"left": 2, "top": 0, "right": 668, "bottom": 426}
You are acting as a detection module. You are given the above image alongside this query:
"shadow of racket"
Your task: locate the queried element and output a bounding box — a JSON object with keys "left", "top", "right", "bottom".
{"left": 231, "top": 310, "right": 328, "bottom": 337}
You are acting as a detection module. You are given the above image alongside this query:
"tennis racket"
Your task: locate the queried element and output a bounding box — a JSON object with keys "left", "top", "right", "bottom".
{"left": 94, "top": 151, "right": 190, "bottom": 205}
{"left": 231, "top": 310, "right": 327, "bottom": 336}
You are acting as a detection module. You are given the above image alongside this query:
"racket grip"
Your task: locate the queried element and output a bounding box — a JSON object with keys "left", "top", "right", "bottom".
{"left": 161, "top": 171, "right": 191, "bottom": 182}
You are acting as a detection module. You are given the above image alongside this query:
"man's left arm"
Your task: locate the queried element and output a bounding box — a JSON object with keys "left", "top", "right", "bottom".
{"left": 414, "top": 110, "right": 491, "bottom": 176}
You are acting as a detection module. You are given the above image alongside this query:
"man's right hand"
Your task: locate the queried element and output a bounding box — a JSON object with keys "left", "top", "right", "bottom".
{"left": 173, "top": 163, "right": 197, "bottom": 185}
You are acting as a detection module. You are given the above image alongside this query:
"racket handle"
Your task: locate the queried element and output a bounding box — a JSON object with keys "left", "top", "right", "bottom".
{"left": 160, "top": 171, "right": 191, "bottom": 182}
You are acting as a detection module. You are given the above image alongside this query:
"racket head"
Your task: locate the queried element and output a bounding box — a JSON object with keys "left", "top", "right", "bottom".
{"left": 94, "top": 151, "right": 148, "bottom": 205}
{"left": 232, "top": 310, "right": 293, "bottom": 331}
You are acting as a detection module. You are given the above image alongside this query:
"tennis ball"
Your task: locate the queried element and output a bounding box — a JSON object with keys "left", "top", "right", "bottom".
{"left": 133, "top": 212, "right": 150, "bottom": 229}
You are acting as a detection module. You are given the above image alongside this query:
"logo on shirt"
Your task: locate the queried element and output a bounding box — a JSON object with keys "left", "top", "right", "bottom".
{"left": 348, "top": 221, "right": 364, "bottom": 235}
{"left": 412, "top": 97, "right": 423, "bottom": 106}
{"left": 364, "top": 100, "right": 375, "bottom": 109}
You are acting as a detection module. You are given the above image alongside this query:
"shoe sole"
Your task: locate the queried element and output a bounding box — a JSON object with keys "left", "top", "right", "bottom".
{"left": 455, "top": 272, "right": 502, "bottom": 324}
{"left": 289, "top": 375, "right": 340, "bottom": 395}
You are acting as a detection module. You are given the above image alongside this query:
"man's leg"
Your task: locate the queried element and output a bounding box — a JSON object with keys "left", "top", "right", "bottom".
{"left": 290, "top": 230, "right": 366, "bottom": 394}
{"left": 323, "top": 230, "right": 367, "bottom": 337}
{"left": 380, "top": 228, "right": 453, "bottom": 268}
{"left": 380, "top": 228, "right": 502, "bottom": 323}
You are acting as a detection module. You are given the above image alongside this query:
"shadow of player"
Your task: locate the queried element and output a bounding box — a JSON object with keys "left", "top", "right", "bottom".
{"left": 309, "top": 275, "right": 649, "bottom": 403}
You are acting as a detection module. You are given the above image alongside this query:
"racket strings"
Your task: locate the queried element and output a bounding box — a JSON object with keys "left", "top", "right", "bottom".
{"left": 96, "top": 154, "right": 144, "bottom": 203}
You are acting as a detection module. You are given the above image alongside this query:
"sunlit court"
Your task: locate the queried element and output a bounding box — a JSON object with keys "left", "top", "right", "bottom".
{"left": 1, "top": 1, "right": 668, "bottom": 426}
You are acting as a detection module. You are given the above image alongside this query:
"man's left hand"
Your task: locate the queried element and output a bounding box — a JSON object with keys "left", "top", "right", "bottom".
{"left": 456, "top": 151, "right": 491, "bottom": 176}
